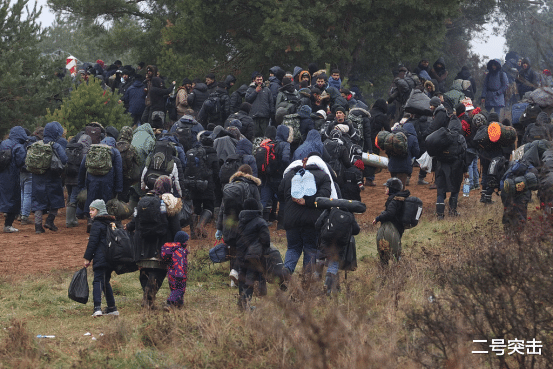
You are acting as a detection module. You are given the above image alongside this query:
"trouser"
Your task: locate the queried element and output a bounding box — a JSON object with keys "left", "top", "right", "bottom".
{"left": 193, "top": 197, "right": 215, "bottom": 215}
{"left": 132, "top": 113, "right": 142, "bottom": 127}
{"left": 284, "top": 227, "right": 318, "bottom": 273}
{"left": 167, "top": 275, "right": 187, "bottom": 305}
{"left": 93, "top": 268, "right": 116, "bottom": 309}
{"left": 468, "top": 157, "right": 479, "bottom": 188}
{"left": 20, "top": 172, "right": 32, "bottom": 217}
{"left": 253, "top": 117, "right": 270, "bottom": 138}
{"left": 141, "top": 106, "right": 151, "bottom": 124}
{"left": 4, "top": 213, "right": 17, "bottom": 227}
{"left": 139, "top": 268, "right": 167, "bottom": 303}
{"left": 260, "top": 179, "right": 280, "bottom": 209}
{"left": 437, "top": 190, "right": 459, "bottom": 206}
{"left": 390, "top": 172, "right": 409, "bottom": 189}
{"left": 66, "top": 184, "right": 80, "bottom": 205}
{"left": 34, "top": 209, "right": 58, "bottom": 225}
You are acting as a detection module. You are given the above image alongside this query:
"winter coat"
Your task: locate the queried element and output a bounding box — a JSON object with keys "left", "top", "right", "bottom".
{"left": 235, "top": 138, "right": 258, "bottom": 177}
{"left": 214, "top": 136, "right": 239, "bottom": 163}
{"left": 149, "top": 77, "right": 173, "bottom": 112}
{"left": 424, "top": 105, "right": 449, "bottom": 137}
{"left": 481, "top": 59, "right": 508, "bottom": 107}
{"left": 387, "top": 122, "right": 420, "bottom": 174}
{"left": 455, "top": 67, "right": 477, "bottom": 99}
{"left": 278, "top": 164, "right": 332, "bottom": 230}
{"left": 229, "top": 84, "right": 248, "bottom": 114}
{"left": 517, "top": 58, "right": 540, "bottom": 97}
{"left": 83, "top": 214, "right": 116, "bottom": 270}
{"left": 131, "top": 123, "right": 156, "bottom": 166}
{"left": 236, "top": 208, "right": 270, "bottom": 265}
{"left": 123, "top": 80, "right": 146, "bottom": 116}
{"left": 0, "top": 126, "right": 28, "bottom": 213}
{"left": 157, "top": 134, "right": 187, "bottom": 168}
{"left": 189, "top": 144, "right": 219, "bottom": 199}
{"left": 225, "top": 110, "right": 255, "bottom": 141}
{"left": 435, "top": 117, "right": 467, "bottom": 192}
{"left": 78, "top": 137, "right": 124, "bottom": 213}
{"left": 522, "top": 112, "right": 553, "bottom": 144}
{"left": 273, "top": 125, "right": 292, "bottom": 180}
{"left": 369, "top": 99, "right": 391, "bottom": 149}
{"left": 268, "top": 75, "right": 282, "bottom": 104}
{"left": 429, "top": 57, "right": 448, "bottom": 93}
{"left": 31, "top": 122, "right": 68, "bottom": 211}
{"left": 216, "top": 171, "right": 261, "bottom": 243}
{"left": 169, "top": 117, "right": 204, "bottom": 152}
{"left": 293, "top": 129, "right": 325, "bottom": 161}
{"left": 187, "top": 83, "right": 209, "bottom": 114}
{"left": 275, "top": 88, "right": 300, "bottom": 112}
{"left": 161, "top": 242, "right": 188, "bottom": 278}
{"left": 413, "top": 116, "right": 431, "bottom": 154}
{"left": 175, "top": 87, "right": 193, "bottom": 117}
{"left": 298, "top": 105, "right": 315, "bottom": 142}
{"left": 328, "top": 77, "right": 341, "bottom": 91}
{"left": 127, "top": 193, "right": 182, "bottom": 261}
{"left": 375, "top": 189, "right": 411, "bottom": 236}
{"left": 224, "top": 74, "right": 237, "bottom": 90}
{"left": 198, "top": 87, "right": 231, "bottom": 125}
{"left": 245, "top": 83, "right": 275, "bottom": 118}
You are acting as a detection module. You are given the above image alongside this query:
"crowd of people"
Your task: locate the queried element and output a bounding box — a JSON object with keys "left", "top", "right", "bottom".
{"left": 1, "top": 53, "right": 553, "bottom": 314}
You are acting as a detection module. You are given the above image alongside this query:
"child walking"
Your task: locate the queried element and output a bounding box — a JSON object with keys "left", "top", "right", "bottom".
{"left": 83, "top": 199, "right": 119, "bottom": 317}
{"left": 161, "top": 231, "right": 189, "bottom": 309}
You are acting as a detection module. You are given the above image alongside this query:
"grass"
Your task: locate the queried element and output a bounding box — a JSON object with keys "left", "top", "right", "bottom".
{"left": 0, "top": 198, "right": 549, "bottom": 368}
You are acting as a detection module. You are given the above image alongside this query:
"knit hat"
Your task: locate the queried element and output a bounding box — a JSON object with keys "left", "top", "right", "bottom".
{"left": 229, "top": 119, "right": 242, "bottom": 129}
{"left": 181, "top": 78, "right": 192, "bottom": 86}
{"left": 316, "top": 110, "right": 327, "bottom": 120}
{"left": 240, "top": 102, "right": 252, "bottom": 114}
{"left": 334, "top": 105, "right": 346, "bottom": 114}
{"left": 174, "top": 231, "right": 189, "bottom": 245}
{"left": 89, "top": 199, "right": 108, "bottom": 216}
{"left": 282, "top": 77, "right": 292, "bottom": 86}
{"left": 488, "top": 112, "right": 500, "bottom": 123}
{"left": 243, "top": 198, "right": 260, "bottom": 211}
{"left": 430, "top": 97, "right": 441, "bottom": 107}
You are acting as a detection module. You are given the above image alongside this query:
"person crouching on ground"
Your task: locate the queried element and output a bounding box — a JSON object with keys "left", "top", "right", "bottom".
{"left": 83, "top": 199, "right": 119, "bottom": 317}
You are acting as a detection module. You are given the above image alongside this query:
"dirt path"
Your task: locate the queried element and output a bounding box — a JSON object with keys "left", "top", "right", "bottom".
{"left": 0, "top": 167, "right": 474, "bottom": 278}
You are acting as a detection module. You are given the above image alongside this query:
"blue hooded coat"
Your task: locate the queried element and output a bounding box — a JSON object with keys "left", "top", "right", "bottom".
{"left": 481, "top": 59, "right": 508, "bottom": 108}
{"left": 235, "top": 138, "right": 258, "bottom": 177}
{"left": 31, "top": 122, "right": 68, "bottom": 211}
{"left": 78, "top": 137, "right": 123, "bottom": 213}
{"left": 293, "top": 129, "right": 324, "bottom": 161}
{"left": 123, "top": 79, "right": 147, "bottom": 116}
{"left": 0, "top": 127, "right": 28, "bottom": 213}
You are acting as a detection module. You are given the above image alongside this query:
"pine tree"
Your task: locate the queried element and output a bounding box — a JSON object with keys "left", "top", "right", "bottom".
{"left": 45, "top": 78, "right": 132, "bottom": 137}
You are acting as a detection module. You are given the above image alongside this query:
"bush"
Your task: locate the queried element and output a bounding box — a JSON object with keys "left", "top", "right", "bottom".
{"left": 45, "top": 78, "right": 132, "bottom": 137}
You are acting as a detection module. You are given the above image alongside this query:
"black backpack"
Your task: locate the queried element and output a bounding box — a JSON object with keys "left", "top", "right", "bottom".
{"left": 0, "top": 147, "right": 12, "bottom": 172}
{"left": 219, "top": 154, "right": 243, "bottom": 185}
{"left": 174, "top": 118, "right": 196, "bottom": 153}
{"left": 520, "top": 103, "right": 542, "bottom": 126}
{"left": 105, "top": 223, "right": 138, "bottom": 275}
{"left": 144, "top": 140, "right": 176, "bottom": 190}
{"left": 222, "top": 180, "right": 251, "bottom": 216}
{"left": 255, "top": 139, "right": 281, "bottom": 177}
{"left": 437, "top": 131, "right": 466, "bottom": 163}
{"left": 137, "top": 195, "right": 168, "bottom": 238}
{"left": 184, "top": 146, "right": 211, "bottom": 181}
{"left": 319, "top": 208, "right": 355, "bottom": 247}
{"left": 524, "top": 123, "right": 551, "bottom": 143}
{"left": 166, "top": 95, "right": 178, "bottom": 122}
{"left": 203, "top": 94, "right": 222, "bottom": 121}
{"left": 65, "top": 142, "right": 84, "bottom": 177}
{"left": 324, "top": 139, "right": 346, "bottom": 180}
{"left": 400, "top": 196, "right": 423, "bottom": 229}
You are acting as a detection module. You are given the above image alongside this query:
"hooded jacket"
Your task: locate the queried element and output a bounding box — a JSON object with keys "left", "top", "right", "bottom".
{"left": 229, "top": 84, "right": 248, "bottom": 114}
{"left": 236, "top": 208, "right": 270, "bottom": 263}
{"left": 0, "top": 126, "right": 28, "bottom": 213}
{"left": 234, "top": 138, "right": 258, "bottom": 177}
{"left": 83, "top": 214, "right": 116, "bottom": 270}
{"left": 149, "top": 77, "right": 173, "bottom": 112}
{"left": 293, "top": 129, "right": 325, "bottom": 161}
{"left": 424, "top": 105, "right": 449, "bottom": 137}
{"left": 429, "top": 57, "right": 448, "bottom": 92}
{"left": 187, "top": 83, "right": 209, "bottom": 113}
{"left": 78, "top": 137, "right": 124, "bottom": 213}
{"left": 123, "top": 79, "right": 147, "bottom": 116}
{"left": 274, "top": 125, "right": 292, "bottom": 175}
{"left": 455, "top": 66, "right": 477, "bottom": 98}
{"left": 375, "top": 189, "right": 411, "bottom": 236}
{"left": 523, "top": 112, "right": 553, "bottom": 144}
{"left": 516, "top": 58, "right": 540, "bottom": 97}
{"left": 31, "top": 122, "right": 68, "bottom": 211}
{"left": 481, "top": 59, "right": 508, "bottom": 108}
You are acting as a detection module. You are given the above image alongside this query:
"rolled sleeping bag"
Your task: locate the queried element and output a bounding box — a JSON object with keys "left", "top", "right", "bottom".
{"left": 106, "top": 198, "right": 134, "bottom": 220}
{"left": 314, "top": 197, "right": 367, "bottom": 213}
{"left": 362, "top": 152, "right": 389, "bottom": 169}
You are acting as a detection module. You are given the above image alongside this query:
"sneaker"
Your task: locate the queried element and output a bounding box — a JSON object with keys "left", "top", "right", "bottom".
{"left": 417, "top": 179, "right": 429, "bottom": 185}
{"left": 20, "top": 216, "right": 31, "bottom": 225}
{"left": 229, "top": 269, "right": 239, "bottom": 283}
{"left": 102, "top": 307, "right": 119, "bottom": 316}
{"left": 91, "top": 309, "right": 103, "bottom": 317}
{"left": 230, "top": 280, "right": 237, "bottom": 288}
{"left": 3, "top": 226, "right": 19, "bottom": 233}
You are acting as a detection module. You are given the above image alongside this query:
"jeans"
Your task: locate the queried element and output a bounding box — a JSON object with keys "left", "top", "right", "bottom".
{"left": 93, "top": 268, "right": 115, "bottom": 309}
{"left": 468, "top": 158, "right": 479, "bottom": 188}
{"left": 284, "top": 227, "right": 318, "bottom": 273}
{"left": 66, "top": 185, "right": 80, "bottom": 205}
{"left": 20, "top": 172, "right": 32, "bottom": 217}
{"left": 327, "top": 260, "right": 339, "bottom": 275}
{"left": 260, "top": 179, "right": 280, "bottom": 209}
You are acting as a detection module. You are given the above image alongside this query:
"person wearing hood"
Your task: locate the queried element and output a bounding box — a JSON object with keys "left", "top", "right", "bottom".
{"left": 224, "top": 74, "right": 237, "bottom": 92}
{"left": 522, "top": 111, "right": 553, "bottom": 144}
{"left": 65, "top": 134, "right": 92, "bottom": 227}
{"left": 31, "top": 122, "right": 68, "bottom": 234}
{"left": 455, "top": 66, "right": 477, "bottom": 99}
{"left": 297, "top": 105, "right": 315, "bottom": 142}
{"left": 123, "top": 75, "right": 147, "bottom": 127}
{"left": 292, "top": 66, "right": 303, "bottom": 88}
{"left": 429, "top": 57, "right": 448, "bottom": 93}
{"left": 229, "top": 84, "right": 248, "bottom": 114}
{"left": 423, "top": 80, "right": 436, "bottom": 98}
{"left": 481, "top": 59, "right": 509, "bottom": 118}
{"left": 78, "top": 136, "right": 123, "bottom": 232}
{"left": 516, "top": 58, "right": 540, "bottom": 99}
{"left": 232, "top": 138, "right": 258, "bottom": 177}
{"left": 365, "top": 99, "right": 391, "bottom": 186}
{"left": 0, "top": 126, "right": 28, "bottom": 232}
{"left": 269, "top": 66, "right": 285, "bottom": 104}
{"left": 372, "top": 178, "right": 410, "bottom": 265}
{"left": 387, "top": 118, "right": 420, "bottom": 188}
{"left": 149, "top": 76, "right": 175, "bottom": 128}
{"left": 187, "top": 79, "right": 210, "bottom": 117}
{"left": 293, "top": 129, "right": 328, "bottom": 162}
{"left": 245, "top": 73, "right": 275, "bottom": 138}
{"left": 413, "top": 59, "right": 432, "bottom": 82}
{"left": 275, "top": 77, "right": 300, "bottom": 116}
{"left": 225, "top": 102, "right": 255, "bottom": 141}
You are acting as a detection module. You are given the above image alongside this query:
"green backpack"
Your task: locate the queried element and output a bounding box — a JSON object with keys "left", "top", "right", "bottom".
{"left": 85, "top": 144, "right": 113, "bottom": 176}
{"left": 25, "top": 140, "right": 53, "bottom": 175}
{"left": 283, "top": 113, "right": 301, "bottom": 143}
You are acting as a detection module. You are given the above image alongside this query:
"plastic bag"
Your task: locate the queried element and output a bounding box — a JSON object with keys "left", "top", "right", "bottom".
{"left": 416, "top": 151, "right": 433, "bottom": 172}
{"left": 68, "top": 268, "right": 89, "bottom": 304}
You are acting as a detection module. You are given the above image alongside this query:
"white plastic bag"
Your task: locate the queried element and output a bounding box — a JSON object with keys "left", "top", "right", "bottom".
{"left": 417, "top": 151, "right": 433, "bottom": 172}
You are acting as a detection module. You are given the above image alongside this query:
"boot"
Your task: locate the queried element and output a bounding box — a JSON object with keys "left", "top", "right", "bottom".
{"left": 35, "top": 224, "right": 45, "bottom": 234}
{"left": 436, "top": 203, "right": 445, "bottom": 220}
{"left": 66, "top": 204, "right": 79, "bottom": 228}
{"left": 196, "top": 210, "right": 212, "bottom": 238}
{"left": 190, "top": 215, "right": 199, "bottom": 239}
{"left": 20, "top": 215, "right": 31, "bottom": 225}
{"left": 44, "top": 213, "right": 58, "bottom": 231}
{"left": 448, "top": 198, "right": 459, "bottom": 216}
